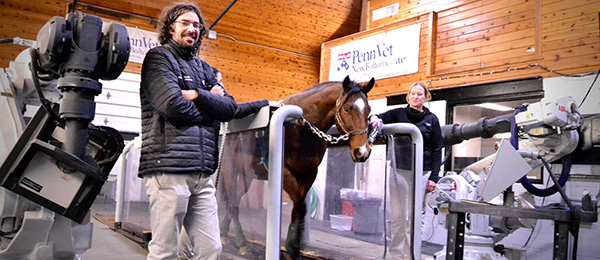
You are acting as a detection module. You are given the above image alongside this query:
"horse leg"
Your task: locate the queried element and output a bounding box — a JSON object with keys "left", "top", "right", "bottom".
{"left": 218, "top": 157, "right": 237, "bottom": 247}
{"left": 232, "top": 169, "right": 254, "bottom": 256}
{"left": 282, "top": 173, "right": 309, "bottom": 260}
{"left": 285, "top": 199, "right": 307, "bottom": 260}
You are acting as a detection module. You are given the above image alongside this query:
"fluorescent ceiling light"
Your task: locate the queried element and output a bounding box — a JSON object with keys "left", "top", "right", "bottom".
{"left": 492, "top": 132, "right": 512, "bottom": 139}
{"left": 475, "top": 103, "right": 513, "bottom": 112}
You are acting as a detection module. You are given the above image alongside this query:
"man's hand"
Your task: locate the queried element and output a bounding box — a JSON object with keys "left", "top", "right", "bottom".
{"left": 210, "top": 85, "right": 224, "bottom": 96}
{"left": 181, "top": 90, "right": 198, "bottom": 101}
{"left": 269, "top": 100, "right": 282, "bottom": 107}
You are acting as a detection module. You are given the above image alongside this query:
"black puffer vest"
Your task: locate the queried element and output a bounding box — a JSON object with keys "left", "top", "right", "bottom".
{"left": 138, "top": 40, "right": 236, "bottom": 177}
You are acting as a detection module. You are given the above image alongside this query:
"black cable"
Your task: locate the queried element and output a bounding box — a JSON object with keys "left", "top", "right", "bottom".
{"left": 68, "top": 0, "right": 78, "bottom": 13}
{"left": 539, "top": 156, "right": 574, "bottom": 209}
{"left": 0, "top": 38, "right": 12, "bottom": 44}
{"left": 209, "top": 0, "right": 238, "bottom": 30}
{"left": 581, "top": 12, "right": 600, "bottom": 108}
{"left": 539, "top": 155, "right": 580, "bottom": 260}
{"left": 522, "top": 179, "right": 550, "bottom": 248}
{"left": 29, "top": 48, "right": 65, "bottom": 125}
{"left": 535, "top": 64, "right": 597, "bottom": 77}
{"left": 424, "top": 203, "right": 437, "bottom": 241}
{"left": 579, "top": 69, "right": 599, "bottom": 108}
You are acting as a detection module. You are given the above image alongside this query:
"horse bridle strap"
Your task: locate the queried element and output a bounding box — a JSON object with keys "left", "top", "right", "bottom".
{"left": 300, "top": 94, "right": 369, "bottom": 144}
{"left": 334, "top": 95, "right": 369, "bottom": 137}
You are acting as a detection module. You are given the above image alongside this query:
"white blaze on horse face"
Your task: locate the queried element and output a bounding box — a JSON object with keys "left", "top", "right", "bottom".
{"left": 353, "top": 97, "right": 366, "bottom": 114}
{"left": 349, "top": 97, "right": 371, "bottom": 162}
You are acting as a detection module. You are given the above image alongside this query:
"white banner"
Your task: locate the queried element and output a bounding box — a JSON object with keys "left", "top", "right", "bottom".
{"left": 329, "top": 23, "right": 421, "bottom": 82}
{"left": 127, "top": 27, "right": 160, "bottom": 64}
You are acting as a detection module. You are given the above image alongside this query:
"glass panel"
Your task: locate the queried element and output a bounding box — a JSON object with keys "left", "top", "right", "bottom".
{"left": 216, "top": 130, "right": 420, "bottom": 259}
{"left": 120, "top": 142, "right": 151, "bottom": 235}
{"left": 216, "top": 128, "right": 269, "bottom": 257}
{"left": 111, "top": 127, "right": 430, "bottom": 258}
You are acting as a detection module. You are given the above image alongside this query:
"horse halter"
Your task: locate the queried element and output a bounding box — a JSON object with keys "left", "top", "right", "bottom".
{"left": 334, "top": 93, "right": 369, "bottom": 137}
{"left": 300, "top": 90, "right": 370, "bottom": 144}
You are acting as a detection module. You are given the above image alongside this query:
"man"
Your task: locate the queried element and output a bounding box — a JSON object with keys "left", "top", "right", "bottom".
{"left": 138, "top": 2, "right": 236, "bottom": 259}
{"left": 178, "top": 67, "right": 281, "bottom": 260}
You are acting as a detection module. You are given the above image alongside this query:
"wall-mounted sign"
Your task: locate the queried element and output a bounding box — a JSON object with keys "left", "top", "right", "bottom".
{"left": 372, "top": 3, "right": 399, "bottom": 22}
{"left": 126, "top": 27, "right": 160, "bottom": 64}
{"left": 328, "top": 23, "right": 421, "bottom": 83}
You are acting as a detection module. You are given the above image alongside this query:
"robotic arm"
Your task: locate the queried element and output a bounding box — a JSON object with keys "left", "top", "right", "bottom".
{"left": 440, "top": 96, "right": 589, "bottom": 202}
{"left": 0, "top": 13, "right": 129, "bottom": 259}
{"left": 432, "top": 96, "right": 598, "bottom": 258}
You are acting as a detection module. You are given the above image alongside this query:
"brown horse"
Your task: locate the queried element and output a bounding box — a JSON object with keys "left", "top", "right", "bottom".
{"left": 218, "top": 76, "right": 375, "bottom": 259}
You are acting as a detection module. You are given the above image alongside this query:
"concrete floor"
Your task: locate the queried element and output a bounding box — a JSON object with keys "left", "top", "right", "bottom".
{"left": 80, "top": 198, "right": 438, "bottom": 260}
{"left": 79, "top": 217, "right": 147, "bottom": 260}
{"left": 78, "top": 217, "right": 435, "bottom": 260}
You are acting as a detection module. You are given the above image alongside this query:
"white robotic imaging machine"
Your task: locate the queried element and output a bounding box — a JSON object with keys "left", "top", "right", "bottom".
{"left": 0, "top": 12, "right": 129, "bottom": 259}
{"left": 431, "top": 96, "right": 598, "bottom": 260}
{"left": 479, "top": 139, "right": 532, "bottom": 202}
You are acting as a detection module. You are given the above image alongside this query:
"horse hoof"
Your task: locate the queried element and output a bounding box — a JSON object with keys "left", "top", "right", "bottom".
{"left": 280, "top": 252, "right": 293, "bottom": 260}
{"left": 221, "top": 237, "right": 232, "bottom": 246}
{"left": 238, "top": 246, "right": 254, "bottom": 257}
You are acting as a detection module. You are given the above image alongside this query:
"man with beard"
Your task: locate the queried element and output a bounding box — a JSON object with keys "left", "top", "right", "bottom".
{"left": 138, "top": 2, "right": 236, "bottom": 259}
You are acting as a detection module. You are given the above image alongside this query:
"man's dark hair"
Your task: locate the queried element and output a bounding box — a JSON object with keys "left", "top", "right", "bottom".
{"left": 157, "top": 2, "right": 207, "bottom": 49}
{"left": 212, "top": 67, "right": 220, "bottom": 75}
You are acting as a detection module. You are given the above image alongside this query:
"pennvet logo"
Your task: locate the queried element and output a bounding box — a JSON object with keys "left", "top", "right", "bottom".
{"left": 335, "top": 43, "right": 405, "bottom": 73}
{"left": 336, "top": 52, "right": 351, "bottom": 71}
{"left": 338, "top": 52, "right": 351, "bottom": 60}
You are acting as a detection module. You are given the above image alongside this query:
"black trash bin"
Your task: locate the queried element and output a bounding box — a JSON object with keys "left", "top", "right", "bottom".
{"left": 352, "top": 198, "right": 382, "bottom": 234}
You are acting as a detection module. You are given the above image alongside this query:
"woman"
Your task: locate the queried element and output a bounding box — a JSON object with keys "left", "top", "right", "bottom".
{"left": 369, "top": 81, "right": 442, "bottom": 259}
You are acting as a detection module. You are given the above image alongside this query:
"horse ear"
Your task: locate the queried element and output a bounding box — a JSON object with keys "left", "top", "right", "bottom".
{"left": 342, "top": 75, "right": 351, "bottom": 92}
{"left": 362, "top": 77, "right": 375, "bottom": 94}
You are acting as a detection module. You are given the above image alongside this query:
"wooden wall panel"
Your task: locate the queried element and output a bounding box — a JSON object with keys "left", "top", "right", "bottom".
{"left": 200, "top": 38, "right": 320, "bottom": 102}
{"left": 4, "top": 0, "right": 598, "bottom": 103}
{"left": 0, "top": 0, "right": 66, "bottom": 69}
{"left": 322, "top": 0, "right": 600, "bottom": 100}
{"left": 0, "top": 0, "right": 361, "bottom": 103}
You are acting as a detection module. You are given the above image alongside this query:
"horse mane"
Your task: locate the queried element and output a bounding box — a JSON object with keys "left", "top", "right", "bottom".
{"left": 285, "top": 79, "right": 363, "bottom": 105}
{"left": 343, "top": 80, "right": 365, "bottom": 102}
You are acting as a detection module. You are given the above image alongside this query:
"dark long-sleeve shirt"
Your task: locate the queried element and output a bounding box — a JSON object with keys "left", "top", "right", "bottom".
{"left": 377, "top": 106, "right": 443, "bottom": 182}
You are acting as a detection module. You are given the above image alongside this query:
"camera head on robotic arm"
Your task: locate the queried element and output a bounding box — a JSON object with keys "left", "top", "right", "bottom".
{"left": 0, "top": 12, "right": 129, "bottom": 224}
{"left": 514, "top": 96, "right": 583, "bottom": 160}
{"left": 438, "top": 96, "right": 585, "bottom": 204}
{"left": 34, "top": 13, "right": 129, "bottom": 158}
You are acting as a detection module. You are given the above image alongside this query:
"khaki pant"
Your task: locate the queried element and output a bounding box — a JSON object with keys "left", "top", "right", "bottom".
{"left": 143, "top": 173, "right": 221, "bottom": 260}
{"left": 388, "top": 168, "right": 430, "bottom": 260}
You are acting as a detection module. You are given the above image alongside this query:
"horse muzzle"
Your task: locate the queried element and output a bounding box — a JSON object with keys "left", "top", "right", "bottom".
{"left": 352, "top": 146, "right": 371, "bottom": 162}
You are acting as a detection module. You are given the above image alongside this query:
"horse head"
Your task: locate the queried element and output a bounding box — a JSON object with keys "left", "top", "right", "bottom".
{"left": 335, "top": 75, "right": 375, "bottom": 162}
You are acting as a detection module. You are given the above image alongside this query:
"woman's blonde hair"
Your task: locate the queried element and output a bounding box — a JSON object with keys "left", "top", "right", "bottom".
{"left": 405, "top": 81, "right": 431, "bottom": 103}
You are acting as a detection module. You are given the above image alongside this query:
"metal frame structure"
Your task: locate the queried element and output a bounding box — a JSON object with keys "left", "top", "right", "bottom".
{"left": 443, "top": 201, "right": 598, "bottom": 260}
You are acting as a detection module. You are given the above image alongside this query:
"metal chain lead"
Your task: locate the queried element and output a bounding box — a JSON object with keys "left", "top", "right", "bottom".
{"left": 301, "top": 117, "right": 349, "bottom": 144}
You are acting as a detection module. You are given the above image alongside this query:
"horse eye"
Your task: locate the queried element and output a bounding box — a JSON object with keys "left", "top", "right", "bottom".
{"left": 344, "top": 107, "right": 350, "bottom": 112}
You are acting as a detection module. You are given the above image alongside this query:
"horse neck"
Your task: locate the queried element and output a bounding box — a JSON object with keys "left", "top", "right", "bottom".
{"left": 286, "top": 84, "right": 342, "bottom": 131}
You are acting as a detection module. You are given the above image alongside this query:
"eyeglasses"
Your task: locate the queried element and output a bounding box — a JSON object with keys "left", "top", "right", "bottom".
{"left": 174, "top": 20, "right": 203, "bottom": 30}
